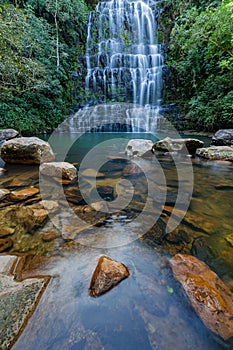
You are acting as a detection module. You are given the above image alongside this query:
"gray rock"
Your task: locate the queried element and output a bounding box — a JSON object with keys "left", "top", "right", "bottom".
{"left": 125, "top": 139, "right": 154, "bottom": 158}
{"left": 211, "top": 129, "right": 233, "bottom": 146}
{"left": 40, "top": 162, "right": 77, "bottom": 181}
{"left": 152, "top": 137, "right": 204, "bottom": 155}
{"left": 0, "top": 129, "right": 19, "bottom": 142}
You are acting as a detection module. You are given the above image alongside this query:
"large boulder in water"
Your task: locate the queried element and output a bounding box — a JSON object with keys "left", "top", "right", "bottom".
{"left": 0, "top": 137, "right": 55, "bottom": 164}
{"left": 196, "top": 146, "right": 233, "bottom": 161}
{"left": 211, "top": 129, "right": 233, "bottom": 146}
{"left": 125, "top": 139, "right": 154, "bottom": 158}
{"left": 89, "top": 256, "right": 130, "bottom": 297}
{"left": 152, "top": 137, "right": 204, "bottom": 155}
{"left": 169, "top": 254, "right": 233, "bottom": 340}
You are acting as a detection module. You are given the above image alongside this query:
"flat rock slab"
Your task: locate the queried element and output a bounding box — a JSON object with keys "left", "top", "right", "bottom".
{"left": 0, "top": 272, "right": 48, "bottom": 349}
{"left": 89, "top": 256, "right": 130, "bottom": 297}
{"left": 169, "top": 254, "right": 233, "bottom": 340}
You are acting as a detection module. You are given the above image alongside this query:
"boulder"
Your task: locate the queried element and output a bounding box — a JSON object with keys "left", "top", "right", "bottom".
{"left": 196, "top": 146, "right": 233, "bottom": 161}
{"left": 169, "top": 254, "right": 233, "bottom": 340}
{"left": 125, "top": 139, "right": 154, "bottom": 158}
{"left": 89, "top": 256, "right": 130, "bottom": 297}
{"left": 152, "top": 137, "right": 204, "bottom": 155}
{"left": 40, "top": 162, "right": 77, "bottom": 181}
{"left": 211, "top": 129, "right": 233, "bottom": 146}
{"left": 0, "top": 129, "right": 19, "bottom": 142}
{"left": 0, "top": 137, "right": 55, "bottom": 164}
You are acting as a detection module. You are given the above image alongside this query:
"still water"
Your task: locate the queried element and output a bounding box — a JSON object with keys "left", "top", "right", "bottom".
{"left": 7, "top": 132, "right": 233, "bottom": 350}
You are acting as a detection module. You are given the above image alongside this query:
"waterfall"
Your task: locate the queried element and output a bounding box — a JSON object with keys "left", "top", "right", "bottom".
{"left": 85, "top": 0, "right": 163, "bottom": 108}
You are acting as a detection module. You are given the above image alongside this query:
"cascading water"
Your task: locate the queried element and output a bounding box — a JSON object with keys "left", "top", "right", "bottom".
{"left": 85, "top": 0, "right": 163, "bottom": 108}
{"left": 58, "top": 0, "right": 165, "bottom": 133}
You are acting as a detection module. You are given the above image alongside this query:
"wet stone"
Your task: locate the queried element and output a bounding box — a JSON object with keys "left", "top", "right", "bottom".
{"left": 9, "top": 187, "right": 40, "bottom": 201}
{"left": 0, "top": 238, "right": 13, "bottom": 252}
{"left": 225, "top": 234, "right": 233, "bottom": 248}
{"left": 89, "top": 256, "right": 130, "bottom": 297}
{"left": 169, "top": 254, "right": 233, "bottom": 340}
{"left": 0, "top": 226, "right": 15, "bottom": 238}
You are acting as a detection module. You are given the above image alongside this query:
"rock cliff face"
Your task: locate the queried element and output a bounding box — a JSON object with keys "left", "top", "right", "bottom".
{"left": 169, "top": 254, "right": 233, "bottom": 340}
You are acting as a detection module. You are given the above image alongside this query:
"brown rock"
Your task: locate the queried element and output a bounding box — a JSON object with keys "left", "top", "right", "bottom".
{"left": 9, "top": 187, "right": 39, "bottom": 201}
{"left": 89, "top": 256, "right": 130, "bottom": 297}
{"left": 169, "top": 254, "right": 233, "bottom": 340}
{"left": 152, "top": 137, "right": 204, "bottom": 155}
{"left": 0, "top": 189, "right": 10, "bottom": 200}
{"left": 0, "top": 137, "right": 55, "bottom": 164}
{"left": 41, "top": 231, "right": 60, "bottom": 242}
{"left": 0, "top": 238, "right": 13, "bottom": 252}
{"left": 225, "top": 234, "right": 233, "bottom": 248}
{"left": 0, "top": 227, "right": 15, "bottom": 238}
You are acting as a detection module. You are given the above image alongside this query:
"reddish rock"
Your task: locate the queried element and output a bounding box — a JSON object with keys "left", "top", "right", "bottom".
{"left": 9, "top": 187, "right": 39, "bottom": 201}
{"left": 89, "top": 256, "right": 130, "bottom": 297}
{"left": 41, "top": 231, "right": 60, "bottom": 242}
{"left": 169, "top": 254, "right": 233, "bottom": 340}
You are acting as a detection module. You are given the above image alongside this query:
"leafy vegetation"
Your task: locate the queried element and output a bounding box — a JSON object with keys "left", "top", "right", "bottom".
{"left": 0, "top": 0, "right": 89, "bottom": 133}
{"left": 0, "top": 0, "right": 232, "bottom": 133}
{"left": 161, "top": 0, "right": 233, "bottom": 131}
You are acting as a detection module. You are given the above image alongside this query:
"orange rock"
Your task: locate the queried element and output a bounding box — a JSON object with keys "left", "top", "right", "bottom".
{"left": 9, "top": 187, "right": 39, "bottom": 201}
{"left": 169, "top": 254, "right": 233, "bottom": 340}
{"left": 89, "top": 256, "right": 130, "bottom": 297}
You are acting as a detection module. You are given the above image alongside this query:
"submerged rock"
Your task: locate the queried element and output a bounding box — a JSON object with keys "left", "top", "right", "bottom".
{"left": 125, "top": 139, "right": 154, "bottom": 158}
{"left": 0, "top": 238, "right": 13, "bottom": 252}
{"left": 152, "top": 137, "right": 204, "bottom": 155}
{"left": 211, "top": 129, "right": 233, "bottom": 146}
{"left": 40, "top": 162, "right": 77, "bottom": 181}
{"left": 89, "top": 256, "right": 130, "bottom": 297}
{"left": 196, "top": 146, "right": 233, "bottom": 161}
{"left": 169, "top": 254, "right": 233, "bottom": 340}
{"left": 0, "top": 137, "right": 55, "bottom": 164}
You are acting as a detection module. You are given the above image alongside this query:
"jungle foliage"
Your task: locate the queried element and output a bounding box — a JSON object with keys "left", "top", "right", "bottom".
{"left": 0, "top": 0, "right": 89, "bottom": 133}
{"left": 0, "top": 0, "right": 232, "bottom": 133}
{"left": 161, "top": 0, "right": 233, "bottom": 131}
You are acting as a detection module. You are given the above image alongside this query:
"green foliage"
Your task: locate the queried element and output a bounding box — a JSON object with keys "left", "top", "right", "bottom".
{"left": 164, "top": 0, "right": 233, "bottom": 130}
{"left": 0, "top": 0, "right": 90, "bottom": 134}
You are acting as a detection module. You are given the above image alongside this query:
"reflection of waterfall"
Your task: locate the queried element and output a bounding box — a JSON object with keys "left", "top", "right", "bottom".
{"left": 85, "top": 0, "right": 163, "bottom": 108}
